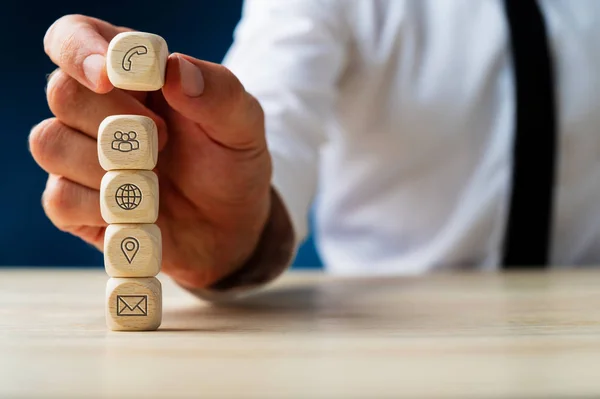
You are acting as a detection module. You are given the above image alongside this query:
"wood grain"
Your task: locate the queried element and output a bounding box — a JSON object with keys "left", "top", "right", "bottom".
{"left": 104, "top": 224, "right": 162, "bottom": 278}
{"left": 98, "top": 115, "right": 158, "bottom": 171}
{"left": 2, "top": 268, "right": 600, "bottom": 398}
{"left": 100, "top": 170, "right": 159, "bottom": 224}
{"left": 107, "top": 32, "right": 168, "bottom": 91}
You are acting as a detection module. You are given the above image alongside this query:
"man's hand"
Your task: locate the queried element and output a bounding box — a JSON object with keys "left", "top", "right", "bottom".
{"left": 29, "top": 15, "right": 275, "bottom": 290}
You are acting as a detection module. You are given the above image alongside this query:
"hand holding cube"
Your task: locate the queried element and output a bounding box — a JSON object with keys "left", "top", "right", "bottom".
{"left": 32, "top": 15, "right": 278, "bottom": 328}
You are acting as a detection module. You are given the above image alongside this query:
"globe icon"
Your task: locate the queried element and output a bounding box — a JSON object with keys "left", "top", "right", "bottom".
{"left": 115, "top": 184, "right": 142, "bottom": 210}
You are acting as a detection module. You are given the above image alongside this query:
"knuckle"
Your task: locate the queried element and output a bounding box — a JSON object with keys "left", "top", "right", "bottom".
{"left": 43, "top": 16, "right": 63, "bottom": 56}
{"left": 46, "top": 70, "right": 83, "bottom": 117}
{"left": 154, "top": 117, "right": 168, "bottom": 142}
{"left": 44, "top": 14, "right": 86, "bottom": 58}
{"left": 29, "top": 119, "right": 67, "bottom": 167}
{"left": 219, "top": 65, "right": 261, "bottom": 121}
{"left": 59, "top": 23, "right": 86, "bottom": 68}
{"left": 221, "top": 67, "right": 246, "bottom": 108}
{"left": 246, "top": 94, "right": 265, "bottom": 128}
{"left": 203, "top": 64, "right": 245, "bottom": 111}
{"left": 59, "top": 13, "right": 87, "bottom": 25}
{"left": 42, "top": 177, "right": 78, "bottom": 228}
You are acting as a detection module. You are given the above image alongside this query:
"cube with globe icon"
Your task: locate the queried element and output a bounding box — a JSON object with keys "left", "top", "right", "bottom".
{"left": 100, "top": 170, "right": 159, "bottom": 225}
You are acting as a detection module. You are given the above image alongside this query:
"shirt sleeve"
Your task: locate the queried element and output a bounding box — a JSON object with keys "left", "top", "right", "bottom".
{"left": 224, "top": 0, "right": 349, "bottom": 245}
{"left": 183, "top": 0, "right": 350, "bottom": 301}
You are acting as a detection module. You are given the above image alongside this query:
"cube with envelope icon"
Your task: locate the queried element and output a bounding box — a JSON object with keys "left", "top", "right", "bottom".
{"left": 106, "top": 277, "right": 162, "bottom": 331}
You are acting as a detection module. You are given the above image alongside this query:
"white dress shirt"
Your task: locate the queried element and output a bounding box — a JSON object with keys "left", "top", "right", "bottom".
{"left": 220, "top": 0, "right": 600, "bottom": 276}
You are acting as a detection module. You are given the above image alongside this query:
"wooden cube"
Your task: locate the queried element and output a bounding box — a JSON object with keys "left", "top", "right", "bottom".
{"left": 104, "top": 224, "right": 161, "bottom": 278}
{"left": 106, "top": 277, "right": 162, "bottom": 331}
{"left": 98, "top": 115, "right": 158, "bottom": 171}
{"left": 100, "top": 170, "right": 158, "bottom": 224}
{"left": 106, "top": 32, "right": 168, "bottom": 91}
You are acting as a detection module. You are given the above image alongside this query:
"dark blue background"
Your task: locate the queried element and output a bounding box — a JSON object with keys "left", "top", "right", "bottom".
{"left": 0, "top": 1, "right": 322, "bottom": 268}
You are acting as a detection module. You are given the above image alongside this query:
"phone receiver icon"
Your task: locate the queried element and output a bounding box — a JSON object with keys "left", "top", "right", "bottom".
{"left": 122, "top": 45, "right": 148, "bottom": 71}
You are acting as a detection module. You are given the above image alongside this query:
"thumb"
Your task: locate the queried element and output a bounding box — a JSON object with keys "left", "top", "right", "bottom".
{"left": 162, "top": 53, "right": 265, "bottom": 151}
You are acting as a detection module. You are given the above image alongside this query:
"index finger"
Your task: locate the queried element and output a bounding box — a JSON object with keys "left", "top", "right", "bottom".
{"left": 44, "top": 14, "right": 130, "bottom": 93}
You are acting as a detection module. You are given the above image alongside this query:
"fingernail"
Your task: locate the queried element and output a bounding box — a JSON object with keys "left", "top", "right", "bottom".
{"left": 82, "top": 54, "right": 105, "bottom": 89}
{"left": 178, "top": 56, "right": 205, "bottom": 97}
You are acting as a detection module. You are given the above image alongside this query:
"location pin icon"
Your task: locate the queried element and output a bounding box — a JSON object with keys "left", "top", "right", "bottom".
{"left": 121, "top": 237, "right": 140, "bottom": 264}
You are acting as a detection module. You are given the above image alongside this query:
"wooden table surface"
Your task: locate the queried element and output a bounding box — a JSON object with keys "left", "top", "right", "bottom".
{"left": 2, "top": 268, "right": 600, "bottom": 398}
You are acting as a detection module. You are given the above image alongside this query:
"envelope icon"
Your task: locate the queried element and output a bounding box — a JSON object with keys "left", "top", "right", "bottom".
{"left": 117, "top": 295, "right": 148, "bottom": 316}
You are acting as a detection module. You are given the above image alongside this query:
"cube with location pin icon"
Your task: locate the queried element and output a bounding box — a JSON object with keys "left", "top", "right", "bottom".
{"left": 104, "top": 224, "right": 162, "bottom": 278}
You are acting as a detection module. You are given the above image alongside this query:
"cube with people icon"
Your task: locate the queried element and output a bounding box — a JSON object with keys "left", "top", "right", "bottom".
{"left": 98, "top": 115, "right": 158, "bottom": 170}
{"left": 106, "top": 31, "right": 168, "bottom": 91}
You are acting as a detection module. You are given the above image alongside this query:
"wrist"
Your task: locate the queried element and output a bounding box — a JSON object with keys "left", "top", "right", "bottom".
{"left": 177, "top": 186, "right": 296, "bottom": 301}
{"left": 207, "top": 186, "right": 295, "bottom": 291}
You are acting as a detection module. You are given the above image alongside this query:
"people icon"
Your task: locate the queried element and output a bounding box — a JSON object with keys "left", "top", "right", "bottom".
{"left": 111, "top": 131, "right": 140, "bottom": 152}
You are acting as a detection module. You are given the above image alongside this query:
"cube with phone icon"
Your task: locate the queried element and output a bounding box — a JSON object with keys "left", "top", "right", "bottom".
{"left": 107, "top": 31, "right": 168, "bottom": 91}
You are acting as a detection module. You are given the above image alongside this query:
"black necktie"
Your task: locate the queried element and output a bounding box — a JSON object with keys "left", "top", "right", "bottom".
{"left": 501, "top": 0, "right": 558, "bottom": 269}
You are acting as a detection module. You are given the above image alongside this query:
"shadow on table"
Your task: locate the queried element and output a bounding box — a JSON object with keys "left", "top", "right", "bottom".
{"left": 161, "top": 276, "right": 434, "bottom": 333}
{"left": 160, "top": 270, "right": 583, "bottom": 335}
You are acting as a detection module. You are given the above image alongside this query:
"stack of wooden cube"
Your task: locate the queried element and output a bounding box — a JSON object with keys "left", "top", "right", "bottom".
{"left": 98, "top": 32, "right": 168, "bottom": 331}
